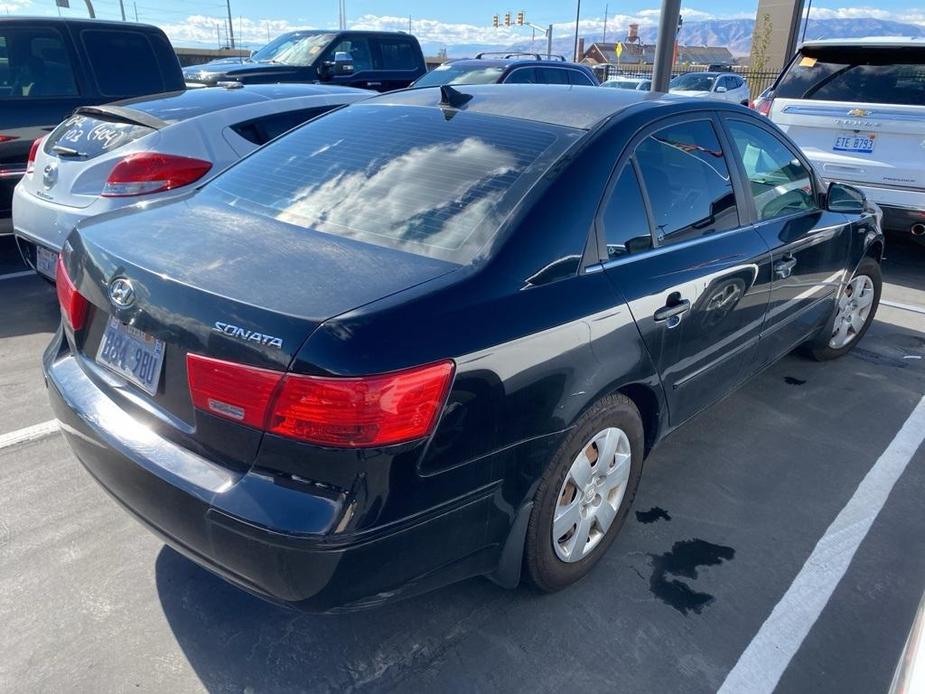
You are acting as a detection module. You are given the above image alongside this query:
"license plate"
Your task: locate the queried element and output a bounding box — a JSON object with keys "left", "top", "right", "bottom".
{"left": 35, "top": 245, "right": 57, "bottom": 279}
{"left": 833, "top": 133, "right": 876, "bottom": 154}
{"left": 96, "top": 316, "right": 165, "bottom": 395}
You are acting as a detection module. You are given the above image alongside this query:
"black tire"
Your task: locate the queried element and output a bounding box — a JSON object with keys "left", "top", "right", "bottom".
{"left": 806, "top": 257, "right": 882, "bottom": 361}
{"left": 524, "top": 393, "right": 644, "bottom": 592}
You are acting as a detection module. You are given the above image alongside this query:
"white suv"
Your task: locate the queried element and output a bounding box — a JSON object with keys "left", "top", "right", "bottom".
{"left": 768, "top": 38, "right": 925, "bottom": 245}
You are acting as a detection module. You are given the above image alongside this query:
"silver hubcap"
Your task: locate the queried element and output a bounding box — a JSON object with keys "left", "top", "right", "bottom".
{"left": 829, "top": 274, "right": 875, "bottom": 349}
{"left": 552, "top": 427, "right": 632, "bottom": 563}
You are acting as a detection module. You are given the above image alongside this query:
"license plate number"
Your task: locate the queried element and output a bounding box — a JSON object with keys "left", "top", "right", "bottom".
{"left": 96, "top": 316, "right": 165, "bottom": 395}
{"left": 35, "top": 245, "right": 57, "bottom": 279}
{"left": 833, "top": 133, "right": 876, "bottom": 154}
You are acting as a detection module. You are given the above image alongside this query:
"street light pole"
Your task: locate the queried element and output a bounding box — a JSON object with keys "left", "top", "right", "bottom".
{"left": 602, "top": 3, "right": 608, "bottom": 43}
{"left": 651, "top": 0, "right": 681, "bottom": 92}
{"left": 573, "top": 0, "right": 582, "bottom": 62}
{"left": 225, "top": 0, "right": 235, "bottom": 49}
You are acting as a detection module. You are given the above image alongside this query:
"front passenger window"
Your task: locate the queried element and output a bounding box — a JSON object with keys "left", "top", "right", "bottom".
{"left": 634, "top": 120, "right": 739, "bottom": 245}
{"left": 727, "top": 120, "right": 817, "bottom": 221}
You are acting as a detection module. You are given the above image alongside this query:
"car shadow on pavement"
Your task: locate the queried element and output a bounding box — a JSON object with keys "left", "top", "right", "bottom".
{"left": 0, "top": 276, "right": 59, "bottom": 340}
{"left": 154, "top": 546, "right": 525, "bottom": 692}
{"left": 881, "top": 236, "right": 925, "bottom": 294}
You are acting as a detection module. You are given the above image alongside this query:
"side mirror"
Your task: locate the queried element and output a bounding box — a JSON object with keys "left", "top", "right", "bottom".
{"left": 332, "top": 51, "right": 354, "bottom": 75}
{"left": 716, "top": 85, "right": 728, "bottom": 93}
{"left": 827, "top": 181, "right": 867, "bottom": 214}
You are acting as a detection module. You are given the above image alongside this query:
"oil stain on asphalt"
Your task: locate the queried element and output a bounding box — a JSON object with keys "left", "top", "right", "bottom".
{"left": 636, "top": 506, "right": 672, "bottom": 523}
{"left": 648, "top": 539, "right": 736, "bottom": 615}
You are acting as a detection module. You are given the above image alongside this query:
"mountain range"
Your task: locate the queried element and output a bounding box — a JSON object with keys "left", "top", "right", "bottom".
{"left": 424, "top": 17, "right": 925, "bottom": 59}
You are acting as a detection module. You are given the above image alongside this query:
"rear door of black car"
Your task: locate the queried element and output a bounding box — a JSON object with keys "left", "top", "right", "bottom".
{"left": 373, "top": 35, "right": 424, "bottom": 91}
{"left": 595, "top": 113, "right": 773, "bottom": 426}
{"left": 719, "top": 114, "right": 852, "bottom": 366}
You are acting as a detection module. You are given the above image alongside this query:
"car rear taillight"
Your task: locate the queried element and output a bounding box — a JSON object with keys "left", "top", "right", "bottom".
{"left": 186, "top": 355, "right": 455, "bottom": 448}
{"left": 55, "top": 255, "right": 89, "bottom": 331}
{"left": 756, "top": 97, "right": 773, "bottom": 117}
{"left": 25, "top": 136, "right": 44, "bottom": 175}
{"left": 101, "top": 153, "right": 212, "bottom": 197}
{"left": 187, "top": 354, "right": 283, "bottom": 429}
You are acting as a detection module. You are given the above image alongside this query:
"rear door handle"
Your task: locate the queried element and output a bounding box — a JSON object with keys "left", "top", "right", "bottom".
{"left": 654, "top": 295, "right": 691, "bottom": 326}
{"left": 774, "top": 255, "right": 797, "bottom": 279}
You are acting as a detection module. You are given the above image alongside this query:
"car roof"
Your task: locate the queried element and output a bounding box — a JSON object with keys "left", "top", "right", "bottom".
{"left": 0, "top": 16, "right": 162, "bottom": 31}
{"left": 801, "top": 36, "right": 925, "bottom": 49}
{"left": 114, "top": 84, "right": 367, "bottom": 123}
{"left": 365, "top": 84, "right": 674, "bottom": 130}
{"left": 444, "top": 58, "right": 590, "bottom": 69}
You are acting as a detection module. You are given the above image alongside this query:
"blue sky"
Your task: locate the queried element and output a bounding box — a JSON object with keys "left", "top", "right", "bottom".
{"left": 4, "top": 0, "right": 924, "bottom": 48}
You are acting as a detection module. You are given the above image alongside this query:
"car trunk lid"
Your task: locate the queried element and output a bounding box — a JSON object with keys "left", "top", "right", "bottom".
{"left": 64, "top": 198, "right": 458, "bottom": 468}
{"left": 23, "top": 106, "right": 164, "bottom": 209}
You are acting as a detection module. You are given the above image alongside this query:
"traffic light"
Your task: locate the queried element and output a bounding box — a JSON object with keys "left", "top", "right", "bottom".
{"left": 492, "top": 14, "right": 499, "bottom": 28}
{"left": 504, "top": 12, "right": 511, "bottom": 26}
{"left": 516, "top": 10, "right": 525, "bottom": 25}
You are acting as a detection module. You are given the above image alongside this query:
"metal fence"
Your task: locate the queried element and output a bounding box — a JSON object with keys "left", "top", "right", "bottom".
{"left": 597, "top": 64, "right": 781, "bottom": 101}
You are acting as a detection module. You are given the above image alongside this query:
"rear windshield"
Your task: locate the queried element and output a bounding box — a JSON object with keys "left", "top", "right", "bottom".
{"left": 205, "top": 104, "right": 580, "bottom": 263}
{"left": 44, "top": 113, "right": 153, "bottom": 160}
{"left": 777, "top": 46, "right": 925, "bottom": 106}
{"left": 414, "top": 64, "right": 506, "bottom": 87}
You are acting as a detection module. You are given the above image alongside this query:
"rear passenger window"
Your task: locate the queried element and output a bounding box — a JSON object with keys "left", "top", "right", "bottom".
{"left": 378, "top": 39, "right": 418, "bottom": 70}
{"left": 504, "top": 67, "right": 538, "bottom": 84}
{"left": 540, "top": 68, "right": 569, "bottom": 85}
{"left": 634, "top": 120, "right": 738, "bottom": 244}
{"left": 0, "top": 28, "right": 78, "bottom": 98}
{"left": 82, "top": 30, "right": 162, "bottom": 96}
{"left": 600, "top": 165, "right": 653, "bottom": 258}
{"left": 231, "top": 106, "right": 338, "bottom": 145}
{"left": 727, "top": 120, "right": 817, "bottom": 221}
{"left": 568, "top": 70, "right": 595, "bottom": 86}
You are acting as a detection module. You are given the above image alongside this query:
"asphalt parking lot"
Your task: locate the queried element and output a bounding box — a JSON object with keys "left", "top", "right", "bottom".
{"left": 0, "top": 235, "right": 923, "bottom": 693}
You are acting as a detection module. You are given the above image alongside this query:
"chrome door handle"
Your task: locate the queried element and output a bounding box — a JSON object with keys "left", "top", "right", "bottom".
{"left": 774, "top": 255, "right": 797, "bottom": 279}
{"left": 654, "top": 295, "right": 691, "bottom": 327}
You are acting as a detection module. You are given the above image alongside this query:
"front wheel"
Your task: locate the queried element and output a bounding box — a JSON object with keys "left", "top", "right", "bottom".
{"left": 524, "top": 393, "right": 644, "bottom": 592}
{"left": 806, "top": 257, "right": 881, "bottom": 361}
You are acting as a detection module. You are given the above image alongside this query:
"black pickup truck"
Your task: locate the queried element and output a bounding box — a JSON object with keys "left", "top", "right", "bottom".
{"left": 0, "top": 17, "right": 184, "bottom": 235}
{"left": 183, "top": 30, "right": 426, "bottom": 92}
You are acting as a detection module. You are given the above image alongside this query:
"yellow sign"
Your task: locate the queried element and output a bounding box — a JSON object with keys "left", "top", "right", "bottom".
{"left": 615, "top": 43, "right": 624, "bottom": 58}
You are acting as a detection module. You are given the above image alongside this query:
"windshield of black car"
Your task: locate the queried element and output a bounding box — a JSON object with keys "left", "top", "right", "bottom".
{"left": 205, "top": 104, "right": 581, "bottom": 264}
{"left": 776, "top": 46, "right": 925, "bottom": 106}
{"left": 251, "top": 32, "right": 334, "bottom": 66}
{"left": 413, "top": 64, "right": 506, "bottom": 87}
{"left": 671, "top": 73, "right": 716, "bottom": 91}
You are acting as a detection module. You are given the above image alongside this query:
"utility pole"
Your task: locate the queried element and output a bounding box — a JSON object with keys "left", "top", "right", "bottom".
{"left": 408, "top": 14, "right": 412, "bottom": 33}
{"left": 133, "top": 2, "right": 138, "bottom": 21}
{"left": 651, "top": 0, "right": 681, "bottom": 92}
{"left": 118, "top": 0, "right": 125, "bottom": 20}
{"left": 573, "top": 0, "right": 582, "bottom": 62}
{"left": 225, "top": 0, "right": 235, "bottom": 49}
{"left": 602, "top": 3, "right": 608, "bottom": 43}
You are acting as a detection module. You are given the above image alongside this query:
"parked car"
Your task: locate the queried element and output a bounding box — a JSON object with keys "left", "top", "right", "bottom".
{"left": 183, "top": 30, "right": 425, "bottom": 92}
{"left": 13, "top": 83, "right": 369, "bottom": 280}
{"left": 601, "top": 76, "right": 651, "bottom": 91}
{"left": 0, "top": 17, "right": 184, "bottom": 237}
{"left": 46, "top": 85, "right": 883, "bottom": 612}
{"left": 669, "top": 71, "right": 749, "bottom": 104}
{"left": 412, "top": 53, "right": 598, "bottom": 87}
{"left": 767, "top": 38, "right": 925, "bottom": 246}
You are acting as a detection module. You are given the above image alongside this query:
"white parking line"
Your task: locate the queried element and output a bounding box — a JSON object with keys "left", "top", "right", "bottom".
{"left": 718, "top": 395, "right": 925, "bottom": 694}
{"left": 0, "top": 270, "right": 36, "bottom": 281}
{"left": 0, "top": 420, "right": 60, "bottom": 451}
{"left": 881, "top": 299, "right": 925, "bottom": 317}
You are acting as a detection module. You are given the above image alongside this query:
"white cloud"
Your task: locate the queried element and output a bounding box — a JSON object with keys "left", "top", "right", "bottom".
{"left": 0, "top": 0, "right": 31, "bottom": 12}
{"left": 805, "top": 6, "right": 925, "bottom": 25}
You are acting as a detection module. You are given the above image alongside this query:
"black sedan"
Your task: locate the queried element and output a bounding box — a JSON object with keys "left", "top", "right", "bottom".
{"left": 45, "top": 85, "right": 884, "bottom": 611}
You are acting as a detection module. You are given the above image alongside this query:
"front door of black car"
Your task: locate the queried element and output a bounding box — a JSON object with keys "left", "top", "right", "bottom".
{"left": 597, "top": 116, "right": 773, "bottom": 426}
{"left": 321, "top": 35, "right": 379, "bottom": 89}
{"left": 721, "top": 116, "right": 852, "bottom": 365}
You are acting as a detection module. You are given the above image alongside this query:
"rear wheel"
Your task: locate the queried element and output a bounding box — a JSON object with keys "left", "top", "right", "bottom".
{"left": 807, "top": 257, "right": 881, "bottom": 361}
{"left": 524, "top": 393, "right": 644, "bottom": 592}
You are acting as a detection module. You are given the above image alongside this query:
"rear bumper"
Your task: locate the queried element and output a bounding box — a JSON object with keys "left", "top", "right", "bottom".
{"left": 12, "top": 183, "right": 86, "bottom": 252}
{"left": 45, "top": 339, "right": 500, "bottom": 612}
